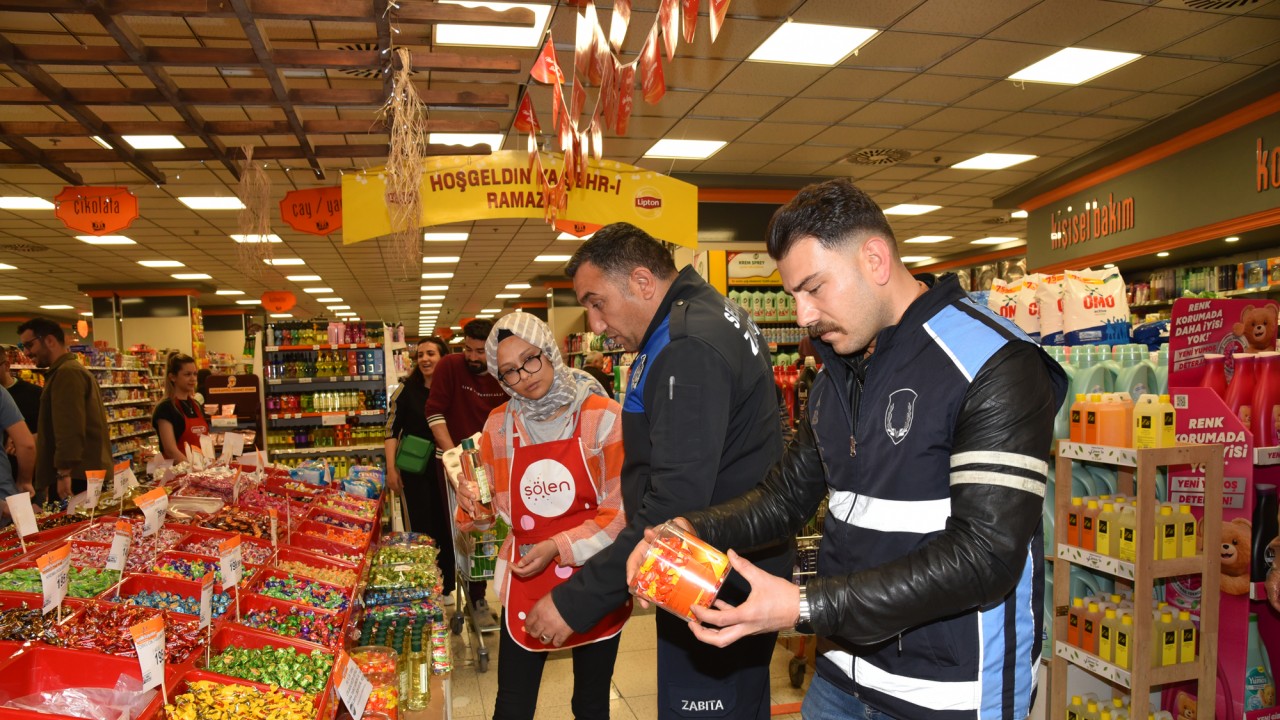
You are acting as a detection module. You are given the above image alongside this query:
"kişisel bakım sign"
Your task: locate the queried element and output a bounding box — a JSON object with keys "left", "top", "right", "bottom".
{"left": 54, "top": 186, "right": 139, "bottom": 235}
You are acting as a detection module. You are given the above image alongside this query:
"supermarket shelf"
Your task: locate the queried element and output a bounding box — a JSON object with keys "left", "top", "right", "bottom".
{"left": 104, "top": 399, "right": 151, "bottom": 407}
{"left": 9, "top": 364, "right": 37, "bottom": 370}
{"left": 99, "top": 383, "right": 146, "bottom": 389}
{"left": 566, "top": 349, "right": 628, "bottom": 356}
{"left": 268, "top": 410, "right": 385, "bottom": 420}
{"left": 266, "top": 375, "right": 384, "bottom": 386}
{"left": 1057, "top": 544, "right": 1204, "bottom": 581}
{"left": 107, "top": 415, "right": 149, "bottom": 425}
{"left": 87, "top": 365, "right": 144, "bottom": 371}
{"left": 1053, "top": 641, "right": 1199, "bottom": 689}
{"left": 264, "top": 343, "right": 380, "bottom": 352}
{"left": 112, "top": 448, "right": 144, "bottom": 458}
{"left": 110, "top": 428, "right": 153, "bottom": 442}
{"left": 1056, "top": 442, "right": 1138, "bottom": 467}
{"left": 269, "top": 444, "right": 385, "bottom": 456}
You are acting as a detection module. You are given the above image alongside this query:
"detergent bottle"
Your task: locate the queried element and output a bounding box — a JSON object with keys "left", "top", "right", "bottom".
{"left": 1084, "top": 393, "right": 1104, "bottom": 444}
{"left": 1075, "top": 346, "right": 1116, "bottom": 396}
{"left": 1252, "top": 352, "right": 1280, "bottom": 448}
{"left": 1047, "top": 346, "right": 1077, "bottom": 440}
{"left": 1225, "top": 352, "right": 1259, "bottom": 428}
{"left": 1200, "top": 353, "right": 1229, "bottom": 399}
{"left": 1177, "top": 610, "right": 1197, "bottom": 665}
{"left": 1070, "top": 394, "right": 1090, "bottom": 442}
{"left": 1246, "top": 613, "right": 1275, "bottom": 711}
{"left": 1155, "top": 344, "right": 1170, "bottom": 395}
{"left": 1115, "top": 345, "right": 1159, "bottom": 403}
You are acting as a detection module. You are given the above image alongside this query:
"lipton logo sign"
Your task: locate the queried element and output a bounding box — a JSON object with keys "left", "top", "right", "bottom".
{"left": 635, "top": 196, "right": 661, "bottom": 209}
{"left": 633, "top": 186, "right": 663, "bottom": 218}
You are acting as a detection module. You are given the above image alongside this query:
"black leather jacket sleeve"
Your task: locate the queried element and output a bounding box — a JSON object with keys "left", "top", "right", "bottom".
{"left": 687, "top": 342, "right": 1058, "bottom": 644}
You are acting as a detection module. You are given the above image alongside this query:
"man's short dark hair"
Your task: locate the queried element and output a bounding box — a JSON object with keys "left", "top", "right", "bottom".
{"left": 766, "top": 178, "right": 897, "bottom": 261}
{"left": 17, "top": 317, "right": 65, "bottom": 345}
{"left": 565, "top": 222, "right": 677, "bottom": 281}
{"left": 463, "top": 318, "right": 494, "bottom": 342}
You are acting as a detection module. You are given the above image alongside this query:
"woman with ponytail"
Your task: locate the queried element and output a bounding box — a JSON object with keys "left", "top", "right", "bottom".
{"left": 152, "top": 353, "right": 209, "bottom": 463}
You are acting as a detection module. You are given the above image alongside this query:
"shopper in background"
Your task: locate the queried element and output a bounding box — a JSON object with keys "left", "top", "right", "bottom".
{"left": 17, "top": 317, "right": 111, "bottom": 502}
{"left": 0, "top": 386, "right": 36, "bottom": 518}
{"left": 455, "top": 313, "right": 630, "bottom": 720}
{"left": 153, "top": 353, "right": 210, "bottom": 464}
{"left": 580, "top": 351, "right": 614, "bottom": 398}
{"left": 524, "top": 222, "right": 792, "bottom": 719}
{"left": 385, "top": 336, "right": 458, "bottom": 598}
{"left": 635, "top": 178, "right": 1066, "bottom": 720}
{"left": 425, "top": 318, "right": 506, "bottom": 624}
{"left": 0, "top": 346, "right": 40, "bottom": 490}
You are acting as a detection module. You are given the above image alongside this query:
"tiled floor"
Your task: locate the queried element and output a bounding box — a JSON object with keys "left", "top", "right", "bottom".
{"left": 447, "top": 599, "right": 813, "bottom": 719}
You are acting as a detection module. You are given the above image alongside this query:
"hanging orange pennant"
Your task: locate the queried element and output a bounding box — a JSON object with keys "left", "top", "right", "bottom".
{"left": 608, "top": 0, "right": 631, "bottom": 52}
{"left": 530, "top": 34, "right": 565, "bottom": 85}
{"left": 589, "top": 118, "right": 603, "bottom": 162}
{"left": 600, "top": 57, "right": 619, "bottom": 132}
{"left": 514, "top": 92, "right": 539, "bottom": 134}
{"left": 639, "top": 28, "right": 667, "bottom": 105}
{"left": 709, "top": 0, "right": 731, "bottom": 43}
{"left": 682, "top": 0, "right": 699, "bottom": 44}
{"left": 571, "top": 81, "right": 587, "bottom": 122}
{"left": 573, "top": 5, "right": 595, "bottom": 83}
{"left": 658, "top": 0, "right": 679, "bottom": 61}
{"left": 591, "top": 20, "right": 611, "bottom": 86}
{"left": 551, "top": 81, "right": 564, "bottom": 135}
{"left": 617, "top": 61, "right": 636, "bottom": 135}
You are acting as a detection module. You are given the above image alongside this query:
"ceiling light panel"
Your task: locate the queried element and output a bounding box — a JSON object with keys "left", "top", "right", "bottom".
{"left": 884, "top": 204, "right": 940, "bottom": 216}
{"left": 179, "top": 197, "right": 245, "bottom": 210}
{"left": 951, "top": 153, "right": 1036, "bottom": 170}
{"left": 903, "top": 236, "right": 952, "bottom": 244}
{"left": 122, "top": 135, "right": 183, "bottom": 149}
{"left": 1009, "top": 47, "right": 1142, "bottom": 86}
{"left": 77, "top": 235, "right": 135, "bottom": 245}
{"left": 0, "top": 197, "right": 54, "bottom": 210}
{"left": 138, "top": 260, "right": 184, "bottom": 268}
{"left": 749, "top": 22, "right": 878, "bottom": 66}
{"left": 434, "top": 1, "right": 553, "bottom": 48}
{"left": 423, "top": 232, "right": 470, "bottom": 242}
{"left": 644, "top": 139, "right": 726, "bottom": 160}
{"left": 231, "top": 234, "right": 283, "bottom": 243}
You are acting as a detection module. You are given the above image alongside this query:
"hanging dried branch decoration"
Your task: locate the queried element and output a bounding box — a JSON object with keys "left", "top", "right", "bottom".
{"left": 236, "top": 145, "right": 274, "bottom": 276}
{"left": 380, "top": 47, "right": 428, "bottom": 274}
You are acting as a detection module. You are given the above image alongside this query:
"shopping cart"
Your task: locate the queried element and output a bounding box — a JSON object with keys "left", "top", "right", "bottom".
{"left": 441, "top": 439, "right": 506, "bottom": 673}
{"left": 778, "top": 498, "right": 826, "bottom": 688}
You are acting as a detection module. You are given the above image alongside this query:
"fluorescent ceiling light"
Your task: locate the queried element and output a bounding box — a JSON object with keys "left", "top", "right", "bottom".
{"left": 422, "top": 272, "right": 454, "bottom": 279}
{"left": 450, "top": 326, "right": 462, "bottom": 330}
{"left": 0, "top": 295, "right": 28, "bottom": 301}
{"left": 122, "top": 135, "right": 184, "bottom": 149}
{"left": 236, "top": 300, "right": 261, "bottom": 305}
{"left": 423, "top": 232, "right": 470, "bottom": 242}
{"left": 535, "top": 255, "right": 572, "bottom": 262}
{"left": 0, "top": 197, "right": 54, "bottom": 210}
{"left": 644, "top": 139, "right": 726, "bottom": 160}
{"left": 1157, "top": 251, "right": 1170, "bottom": 258}
{"left": 40, "top": 304, "right": 73, "bottom": 310}
{"left": 434, "top": 1, "right": 553, "bottom": 48}
{"left": 79, "top": 311, "right": 93, "bottom": 316}
{"left": 952, "top": 153, "right": 1036, "bottom": 170}
{"left": 231, "top": 234, "right": 282, "bottom": 244}
{"left": 317, "top": 297, "right": 343, "bottom": 303}
{"left": 264, "top": 258, "right": 306, "bottom": 266}
{"left": 138, "top": 260, "right": 185, "bottom": 268}
{"left": 77, "top": 235, "right": 135, "bottom": 245}
{"left": 421, "top": 285, "right": 450, "bottom": 291}
{"left": 475, "top": 314, "right": 494, "bottom": 319}
{"left": 904, "top": 235, "right": 952, "bottom": 244}
{"left": 172, "top": 273, "right": 212, "bottom": 280}
{"left": 269, "top": 313, "right": 293, "bottom": 319}
{"left": 495, "top": 293, "right": 520, "bottom": 299}
{"left": 422, "top": 256, "right": 460, "bottom": 264}
{"left": 335, "top": 312, "right": 357, "bottom": 317}
{"left": 1009, "top": 47, "right": 1142, "bottom": 86}
{"left": 505, "top": 283, "right": 531, "bottom": 290}
{"left": 0, "top": 263, "right": 14, "bottom": 270}
{"left": 1225, "top": 236, "right": 1240, "bottom": 243}
{"left": 303, "top": 287, "right": 333, "bottom": 294}
{"left": 1103, "top": 263, "right": 1116, "bottom": 269}
{"left": 179, "top": 197, "right": 245, "bottom": 210}
{"left": 748, "top": 22, "right": 878, "bottom": 66}
{"left": 286, "top": 275, "right": 321, "bottom": 282}
{"left": 481, "top": 308, "right": 502, "bottom": 314}
{"left": 420, "top": 295, "right": 446, "bottom": 300}
{"left": 884, "top": 204, "right": 940, "bottom": 216}
{"left": 1010, "top": 210, "right": 1029, "bottom": 219}
{"left": 429, "top": 134, "right": 505, "bottom": 152}
{"left": 557, "top": 232, "right": 592, "bottom": 241}
{"left": 971, "top": 237, "right": 1022, "bottom": 246}
{"left": 420, "top": 303, "right": 442, "bottom": 308}
{"left": 91, "top": 136, "right": 113, "bottom": 150}
{"left": 899, "top": 256, "right": 933, "bottom": 264}
{"left": 327, "top": 305, "right": 350, "bottom": 310}
{"left": 216, "top": 290, "right": 244, "bottom": 295}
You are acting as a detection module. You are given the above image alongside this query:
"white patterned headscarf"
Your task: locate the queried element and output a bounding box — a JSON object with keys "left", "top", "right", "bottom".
{"left": 484, "top": 313, "right": 606, "bottom": 424}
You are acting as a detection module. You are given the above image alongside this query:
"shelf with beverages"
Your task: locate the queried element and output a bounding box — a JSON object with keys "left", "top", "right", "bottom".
{"left": 263, "top": 349, "right": 385, "bottom": 381}
{"left": 265, "top": 319, "right": 385, "bottom": 349}
{"left": 265, "top": 390, "right": 387, "bottom": 415}
{"left": 270, "top": 444, "right": 385, "bottom": 456}
{"left": 103, "top": 398, "right": 151, "bottom": 407}
{"left": 266, "top": 375, "right": 384, "bottom": 386}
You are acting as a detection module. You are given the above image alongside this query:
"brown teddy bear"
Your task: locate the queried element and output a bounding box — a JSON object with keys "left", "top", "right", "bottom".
{"left": 1219, "top": 518, "right": 1252, "bottom": 595}
{"left": 1174, "top": 690, "right": 1196, "bottom": 720}
{"left": 1233, "top": 304, "right": 1278, "bottom": 353}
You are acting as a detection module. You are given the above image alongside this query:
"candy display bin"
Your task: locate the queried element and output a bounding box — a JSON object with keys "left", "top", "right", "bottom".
{"left": 0, "top": 645, "right": 167, "bottom": 720}
{"left": 151, "top": 550, "right": 260, "bottom": 592}
{"left": 168, "top": 668, "right": 327, "bottom": 720}
{"left": 286, "top": 533, "right": 369, "bottom": 566}
{"left": 232, "top": 592, "right": 347, "bottom": 650}
{"left": 104, "top": 573, "right": 235, "bottom": 622}
{"left": 196, "top": 624, "right": 335, "bottom": 710}
{"left": 250, "top": 569, "right": 353, "bottom": 613}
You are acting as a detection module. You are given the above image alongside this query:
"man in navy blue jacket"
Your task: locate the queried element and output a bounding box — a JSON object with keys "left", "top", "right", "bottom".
{"left": 628, "top": 179, "right": 1067, "bottom": 720}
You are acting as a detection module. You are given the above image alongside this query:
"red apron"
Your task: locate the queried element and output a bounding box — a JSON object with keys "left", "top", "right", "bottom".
{"left": 172, "top": 398, "right": 210, "bottom": 450}
{"left": 503, "top": 414, "right": 631, "bottom": 652}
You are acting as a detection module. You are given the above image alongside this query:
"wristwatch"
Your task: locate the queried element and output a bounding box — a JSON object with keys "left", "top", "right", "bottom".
{"left": 796, "top": 584, "right": 814, "bottom": 635}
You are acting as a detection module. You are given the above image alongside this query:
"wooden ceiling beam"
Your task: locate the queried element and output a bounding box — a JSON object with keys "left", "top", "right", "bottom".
{"left": 84, "top": 0, "right": 242, "bottom": 180}
{"left": 8, "top": 45, "right": 522, "bottom": 74}
{"left": 0, "top": 0, "right": 536, "bottom": 25}
{"left": 2, "top": 136, "right": 84, "bottom": 184}
{"left": 0, "top": 118, "right": 501, "bottom": 137}
{"left": 0, "top": 142, "right": 491, "bottom": 163}
{"left": 0, "top": 86, "right": 510, "bottom": 107}
{"left": 0, "top": 36, "right": 166, "bottom": 184}
{"left": 226, "top": 0, "right": 323, "bottom": 180}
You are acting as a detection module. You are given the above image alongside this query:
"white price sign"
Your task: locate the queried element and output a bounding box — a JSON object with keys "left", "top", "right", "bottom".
{"left": 86, "top": 469, "right": 106, "bottom": 508}
{"left": 199, "top": 435, "right": 216, "bottom": 464}
{"left": 198, "top": 571, "right": 215, "bottom": 630}
{"left": 268, "top": 508, "right": 279, "bottom": 549}
{"left": 5, "top": 492, "right": 38, "bottom": 539}
{"left": 106, "top": 520, "right": 132, "bottom": 573}
{"left": 321, "top": 412, "right": 346, "bottom": 427}
{"left": 218, "top": 535, "right": 243, "bottom": 588}
{"left": 64, "top": 492, "right": 84, "bottom": 516}
{"left": 136, "top": 488, "right": 169, "bottom": 538}
{"left": 334, "top": 651, "right": 373, "bottom": 720}
{"left": 115, "top": 460, "right": 139, "bottom": 500}
{"left": 221, "top": 432, "right": 245, "bottom": 462}
{"left": 129, "top": 616, "right": 166, "bottom": 692}
{"left": 37, "top": 543, "right": 71, "bottom": 616}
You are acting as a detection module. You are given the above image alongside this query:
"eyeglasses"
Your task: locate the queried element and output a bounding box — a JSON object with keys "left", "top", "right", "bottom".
{"left": 499, "top": 353, "right": 543, "bottom": 388}
{"left": 19, "top": 337, "right": 42, "bottom": 351}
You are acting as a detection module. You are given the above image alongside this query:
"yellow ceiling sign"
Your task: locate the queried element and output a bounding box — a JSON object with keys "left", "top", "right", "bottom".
{"left": 341, "top": 150, "right": 698, "bottom": 248}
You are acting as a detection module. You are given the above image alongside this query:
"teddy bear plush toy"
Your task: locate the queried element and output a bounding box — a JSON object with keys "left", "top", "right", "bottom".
{"left": 1219, "top": 518, "right": 1253, "bottom": 595}
{"left": 1233, "top": 304, "right": 1278, "bottom": 353}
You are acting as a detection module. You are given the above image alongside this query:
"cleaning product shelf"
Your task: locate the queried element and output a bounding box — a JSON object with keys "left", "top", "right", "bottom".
{"left": 1056, "top": 545, "right": 1204, "bottom": 581}
{"left": 1054, "top": 641, "right": 1200, "bottom": 689}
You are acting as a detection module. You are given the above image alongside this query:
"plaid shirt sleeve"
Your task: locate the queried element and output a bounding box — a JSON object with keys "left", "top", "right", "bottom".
{"left": 551, "top": 397, "right": 626, "bottom": 567}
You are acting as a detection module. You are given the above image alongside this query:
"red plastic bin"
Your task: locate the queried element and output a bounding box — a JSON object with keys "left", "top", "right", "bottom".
{"left": 174, "top": 527, "right": 276, "bottom": 566}
{"left": 295, "top": 520, "right": 367, "bottom": 551}
{"left": 251, "top": 569, "right": 352, "bottom": 613}
{"left": 103, "top": 573, "right": 237, "bottom": 621}
{"left": 286, "top": 532, "right": 370, "bottom": 564}
{"left": 0, "top": 645, "right": 167, "bottom": 720}
{"left": 233, "top": 592, "right": 347, "bottom": 650}
{"left": 151, "top": 550, "right": 260, "bottom": 592}
{"left": 196, "top": 625, "right": 334, "bottom": 710}
{"left": 274, "top": 545, "right": 363, "bottom": 584}
{"left": 168, "top": 668, "right": 325, "bottom": 717}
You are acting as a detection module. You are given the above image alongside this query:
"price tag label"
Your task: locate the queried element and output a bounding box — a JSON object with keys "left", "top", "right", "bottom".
{"left": 129, "top": 615, "right": 166, "bottom": 692}
{"left": 114, "top": 460, "right": 138, "bottom": 499}
{"left": 199, "top": 435, "right": 216, "bottom": 464}
{"left": 321, "top": 412, "right": 346, "bottom": 427}
{"left": 37, "top": 543, "right": 70, "bottom": 616}
{"left": 221, "top": 433, "right": 245, "bottom": 461}
{"left": 86, "top": 469, "right": 106, "bottom": 508}
{"left": 64, "top": 492, "right": 84, "bottom": 516}
{"left": 6, "top": 492, "right": 38, "bottom": 538}
{"left": 211, "top": 415, "right": 238, "bottom": 429}
{"left": 333, "top": 651, "right": 373, "bottom": 720}
{"left": 218, "top": 535, "right": 243, "bottom": 588}
{"left": 268, "top": 508, "right": 279, "bottom": 548}
{"left": 136, "top": 487, "right": 169, "bottom": 538}
{"left": 106, "top": 520, "right": 132, "bottom": 572}
{"left": 198, "top": 571, "right": 215, "bottom": 630}
{"left": 231, "top": 468, "right": 243, "bottom": 505}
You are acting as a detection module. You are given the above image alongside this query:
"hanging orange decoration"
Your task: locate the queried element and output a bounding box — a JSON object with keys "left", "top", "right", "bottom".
{"left": 260, "top": 291, "right": 297, "bottom": 313}
{"left": 279, "top": 187, "right": 343, "bottom": 236}
{"left": 54, "top": 186, "right": 139, "bottom": 235}
{"left": 76, "top": 320, "right": 90, "bottom": 338}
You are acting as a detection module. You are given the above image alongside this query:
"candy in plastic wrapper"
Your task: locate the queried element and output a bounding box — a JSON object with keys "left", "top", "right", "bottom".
{"left": 631, "top": 523, "right": 730, "bottom": 622}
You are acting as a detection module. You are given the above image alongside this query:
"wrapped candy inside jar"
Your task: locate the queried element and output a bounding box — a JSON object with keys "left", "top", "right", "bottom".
{"left": 631, "top": 523, "right": 731, "bottom": 622}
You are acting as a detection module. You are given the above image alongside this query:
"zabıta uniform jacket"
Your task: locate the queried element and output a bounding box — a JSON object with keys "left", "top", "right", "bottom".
{"left": 686, "top": 275, "right": 1067, "bottom": 720}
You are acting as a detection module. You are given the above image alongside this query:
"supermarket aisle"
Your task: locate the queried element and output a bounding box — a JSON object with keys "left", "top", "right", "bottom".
{"left": 448, "top": 601, "right": 811, "bottom": 719}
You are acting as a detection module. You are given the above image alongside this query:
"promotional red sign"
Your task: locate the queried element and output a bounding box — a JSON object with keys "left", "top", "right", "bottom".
{"left": 616, "top": 62, "right": 636, "bottom": 135}
{"left": 260, "top": 291, "right": 297, "bottom": 314}
{"left": 681, "top": 0, "right": 699, "bottom": 44}
{"left": 709, "top": 0, "right": 731, "bottom": 43}
{"left": 279, "top": 187, "right": 342, "bottom": 236}
{"left": 54, "top": 186, "right": 139, "bottom": 235}
{"left": 639, "top": 28, "right": 667, "bottom": 105}
{"left": 514, "top": 93, "right": 539, "bottom": 134}
{"left": 530, "top": 34, "right": 565, "bottom": 85}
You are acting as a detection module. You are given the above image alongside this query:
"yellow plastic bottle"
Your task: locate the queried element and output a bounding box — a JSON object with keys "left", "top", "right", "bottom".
{"left": 1178, "top": 504, "right": 1198, "bottom": 558}
{"left": 1099, "top": 608, "right": 1120, "bottom": 663}
{"left": 1068, "top": 695, "right": 1085, "bottom": 720}
{"left": 1083, "top": 498, "right": 1101, "bottom": 551}
{"left": 1085, "top": 393, "right": 1104, "bottom": 444}
{"left": 1097, "top": 502, "right": 1120, "bottom": 557}
{"left": 1115, "top": 612, "right": 1135, "bottom": 669}
{"left": 1156, "top": 504, "right": 1179, "bottom": 559}
{"left": 1178, "top": 610, "right": 1197, "bottom": 664}
{"left": 1157, "top": 611, "right": 1179, "bottom": 667}
{"left": 1158, "top": 394, "right": 1177, "bottom": 447}
{"left": 1083, "top": 700, "right": 1101, "bottom": 720}
{"left": 1134, "top": 394, "right": 1163, "bottom": 449}
{"left": 1118, "top": 505, "right": 1137, "bottom": 562}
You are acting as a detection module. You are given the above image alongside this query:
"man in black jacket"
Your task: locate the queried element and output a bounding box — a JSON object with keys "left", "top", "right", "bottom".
{"left": 627, "top": 179, "right": 1066, "bottom": 720}
{"left": 523, "top": 222, "right": 792, "bottom": 719}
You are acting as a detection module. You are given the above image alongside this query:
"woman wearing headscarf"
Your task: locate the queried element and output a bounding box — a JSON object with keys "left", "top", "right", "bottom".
{"left": 456, "top": 313, "right": 631, "bottom": 720}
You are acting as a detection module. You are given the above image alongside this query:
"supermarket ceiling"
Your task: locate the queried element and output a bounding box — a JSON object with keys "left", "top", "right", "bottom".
{"left": 1, "top": 0, "right": 1279, "bottom": 332}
